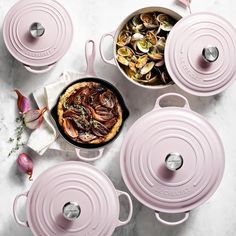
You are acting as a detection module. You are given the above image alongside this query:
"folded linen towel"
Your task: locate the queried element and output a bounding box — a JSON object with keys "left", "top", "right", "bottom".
{"left": 27, "top": 71, "right": 83, "bottom": 155}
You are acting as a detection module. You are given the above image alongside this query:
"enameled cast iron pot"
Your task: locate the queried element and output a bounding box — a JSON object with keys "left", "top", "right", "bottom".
{"left": 13, "top": 161, "right": 133, "bottom": 236}
{"left": 100, "top": 6, "right": 236, "bottom": 96}
{"left": 51, "top": 40, "right": 129, "bottom": 162}
{"left": 120, "top": 93, "right": 225, "bottom": 226}
{"left": 3, "top": 0, "right": 73, "bottom": 73}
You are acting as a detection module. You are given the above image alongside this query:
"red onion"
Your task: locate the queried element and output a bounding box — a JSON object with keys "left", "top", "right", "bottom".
{"left": 17, "top": 153, "right": 33, "bottom": 181}
{"left": 14, "top": 89, "right": 30, "bottom": 113}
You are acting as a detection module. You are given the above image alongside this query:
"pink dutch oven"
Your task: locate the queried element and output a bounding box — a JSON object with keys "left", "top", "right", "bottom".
{"left": 120, "top": 93, "right": 225, "bottom": 226}
{"left": 100, "top": 6, "right": 236, "bottom": 96}
{"left": 13, "top": 162, "right": 133, "bottom": 236}
{"left": 3, "top": 0, "right": 73, "bottom": 74}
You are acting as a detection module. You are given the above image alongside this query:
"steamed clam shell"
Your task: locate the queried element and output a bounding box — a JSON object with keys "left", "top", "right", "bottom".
{"left": 116, "top": 11, "right": 177, "bottom": 86}
{"left": 157, "top": 14, "right": 175, "bottom": 32}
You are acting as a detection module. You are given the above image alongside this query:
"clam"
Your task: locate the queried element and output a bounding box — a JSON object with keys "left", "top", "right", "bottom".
{"left": 155, "top": 60, "right": 165, "bottom": 67}
{"left": 116, "top": 55, "right": 129, "bottom": 66}
{"left": 161, "top": 71, "right": 171, "bottom": 84}
{"left": 117, "top": 30, "right": 131, "bottom": 47}
{"left": 146, "top": 31, "right": 157, "bottom": 46}
{"left": 117, "top": 46, "right": 134, "bottom": 57}
{"left": 136, "top": 55, "right": 148, "bottom": 69}
{"left": 140, "top": 13, "right": 159, "bottom": 29}
{"left": 131, "top": 33, "right": 144, "bottom": 41}
{"left": 129, "top": 61, "right": 137, "bottom": 72}
{"left": 141, "top": 62, "right": 155, "bottom": 75}
{"left": 156, "top": 37, "right": 166, "bottom": 52}
{"left": 148, "top": 50, "right": 163, "bottom": 61}
{"left": 137, "top": 39, "right": 152, "bottom": 53}
{"left": 157, "top": 14, "right": 175, "bottom": 32}
{"left": 132, "top": 15, "right": 142, "bottom": 26}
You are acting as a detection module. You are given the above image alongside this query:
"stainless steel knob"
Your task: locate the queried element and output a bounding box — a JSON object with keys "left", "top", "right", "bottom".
{"left": 202, "top": 45, "right": 219, "bottom": 63}
{"left": 29, "top": 22, "right": 45, "bottom": 38}
{"left": 165, "top": 153, "right": 183, "bottom": 171}
{"left": 63, "top": 202, "right": 81, "bottom": 221}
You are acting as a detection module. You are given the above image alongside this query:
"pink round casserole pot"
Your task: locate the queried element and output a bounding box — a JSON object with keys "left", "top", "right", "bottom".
{"left": 13, "top": 162, "right": 133, "bottom": 236}
{"left": 120, "top": 93, "right": 225, "bottom": 226}
{"left": 3, "top": 0, "right": 73, "bottom": 74}
{"left": 100, "top": 6, "right": 236, "bottom": 96}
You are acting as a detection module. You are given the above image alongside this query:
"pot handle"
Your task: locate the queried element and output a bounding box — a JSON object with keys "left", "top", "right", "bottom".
{"left": 99, "top": 31, "right": 116, "bottom": 66}
{"left": 13, "top": 191, "right": 29, "bottom": 228}
{"left": 155, "top": 211, "right": 190, "bottom": 226}
{"left": 116, "top": 190, "right": 133, "bottom": 227}
{"left": 85, "top": 40, "right": 97, "bottom": 77}
{"left": 154, "top": 93, "right": 191, "bottom": 110}
{"left": 75, "top": 148, "right": 104, "bottom": 162}
{"left": 24, "top": 64, "right": 54, "bottom": 74}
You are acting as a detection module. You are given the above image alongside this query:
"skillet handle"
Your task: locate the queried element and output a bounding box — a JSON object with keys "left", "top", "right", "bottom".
{"left": 116, "top": 190, "right": 133, "bottom": 227}
{"left": 13, "top": 191, "right": 29, "bottom": 227}
{"left": 85, "top": 40, "right": 96, "bottom": 77}
{"left": 75, "top": 148, "right": 104, "bottom": 162}
{"left": 154, "top": 93, "right": 191, "bottom": 110}
{"left": 155, "top": 211, "right": 190, "bottom": 226}
{"left": 99, "top": 31, "right": 116, "bottom": 66}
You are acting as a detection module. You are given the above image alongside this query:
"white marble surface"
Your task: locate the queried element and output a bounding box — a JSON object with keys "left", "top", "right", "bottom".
{"left": 1, "top": 0, "right": 236, "bottom": 235}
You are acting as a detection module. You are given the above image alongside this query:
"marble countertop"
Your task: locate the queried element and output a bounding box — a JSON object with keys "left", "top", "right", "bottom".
{"left": 1, "top": 0, "right": 236, "bottom": 235}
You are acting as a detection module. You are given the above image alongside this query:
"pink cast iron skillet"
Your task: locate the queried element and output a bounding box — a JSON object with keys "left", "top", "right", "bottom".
{"left": 50, "top": 40, "right": 129, "bottom": 162}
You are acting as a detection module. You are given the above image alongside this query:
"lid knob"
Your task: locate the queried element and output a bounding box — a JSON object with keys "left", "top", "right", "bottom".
{"left": 63, "top": 202, "right": 81, "bottom": 221}
{"left": 165, "top": 153, "right": 183, "bottom": 171}
{"left": 29, "top": 22, "right": 45, "bottom": 38}
{"left": 202, "top": 45, "right": 219, "bottom": 63}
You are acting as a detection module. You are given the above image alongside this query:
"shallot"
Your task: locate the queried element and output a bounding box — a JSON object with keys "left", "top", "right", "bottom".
{"left": 17, "top": 153, "right": 33, "bottom": 180}
{"left": 14, "top": 89, "right": 30, "bottom": 113}
{"left": 23, "top": 106, "right": 48, "bottom": 129}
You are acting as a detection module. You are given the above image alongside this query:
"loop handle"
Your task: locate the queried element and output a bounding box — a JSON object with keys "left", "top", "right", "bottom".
{"left": 13, "top": 192, "right": 29, "bottom": 228}
{"left": 99, "top": 32, "right": 116, "bottom": 66}
{"left": 155, "top": 211, "right": 190, "bottom": 226}
{"left": 75, "top": 148, "right": 104, "bottom": 162}
{"left": 154, "top": 93, "right": 190, "bottom": 110}
{"left": 116, "top": 190, "right": 133, "bottom": 227}
{"left": 24, "top": 64, "right": 54, "bottom": 74}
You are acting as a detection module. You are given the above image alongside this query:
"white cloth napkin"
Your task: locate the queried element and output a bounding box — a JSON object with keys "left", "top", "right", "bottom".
{"left": 27, "top": 71, "right": 83, "bottom": 155}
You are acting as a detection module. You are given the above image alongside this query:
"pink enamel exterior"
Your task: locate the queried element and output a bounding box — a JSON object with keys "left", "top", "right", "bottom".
{"left": 15, "top": 162, "right": 132, "bottom": 236}
{"left": 165, "top": 12, "right": 236, "bottom": 96}
{"left": 120, "top": 94, "right": 225, "bottom": 214}
{"left": 3, "top": 0, "right": 73, "bottom": 67}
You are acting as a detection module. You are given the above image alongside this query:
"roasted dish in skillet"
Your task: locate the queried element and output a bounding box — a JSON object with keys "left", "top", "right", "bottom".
{"left": 57, "top": 81, "right": 123, "bottom": 144}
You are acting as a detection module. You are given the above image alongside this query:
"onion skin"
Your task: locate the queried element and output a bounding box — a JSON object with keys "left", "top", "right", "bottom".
{"left": 17, "top": 153, "right": 33, "bottom": 181}
{"left": 14, "top": 89, "right": 30, "bottom": 113}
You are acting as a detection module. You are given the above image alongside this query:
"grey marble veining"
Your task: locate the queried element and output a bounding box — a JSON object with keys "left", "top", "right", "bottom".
{"left": 1, "top": 0, "right": 236, "bottom": 235}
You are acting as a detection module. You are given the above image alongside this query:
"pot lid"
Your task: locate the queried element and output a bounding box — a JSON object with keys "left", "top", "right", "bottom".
{"left": 26, "top": 162, "right": 120, "bottom": 236}
{"left": 3, "top": 0, "right": 73, "bottom": 67}
{"left": 165, "top": 12, "right": 236, "bottom": 96}
{"left": 120, "top": 93, "right": 224, "bottom": 213}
